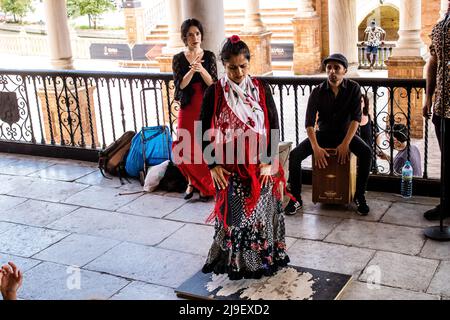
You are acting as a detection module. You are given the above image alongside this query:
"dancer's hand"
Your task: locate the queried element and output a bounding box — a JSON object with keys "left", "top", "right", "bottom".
{"left": 259, "top": 163, "right": 273, "bottom": 188}
{"left": 210, "top": 166, "right": 231, "bottom": 190}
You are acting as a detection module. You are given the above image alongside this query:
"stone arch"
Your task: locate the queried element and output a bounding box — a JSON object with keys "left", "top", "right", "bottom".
{"left": 358, "top": 4, "right": 400, "bottom": 41}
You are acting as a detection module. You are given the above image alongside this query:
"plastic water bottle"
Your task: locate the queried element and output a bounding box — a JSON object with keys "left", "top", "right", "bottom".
{"left": 401, "top": 161, "right": 413, "bottom": 198}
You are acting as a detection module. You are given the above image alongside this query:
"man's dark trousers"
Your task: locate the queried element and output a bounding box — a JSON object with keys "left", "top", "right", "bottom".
{"left": 432, "top": 114, "right": 450, "bottom": 212}
{"left": 288, "top": 131, "right": 372, "bottom": 200}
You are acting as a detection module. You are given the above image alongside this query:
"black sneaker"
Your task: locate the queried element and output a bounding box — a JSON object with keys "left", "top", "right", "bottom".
{"left": 354, "top": 195, "right": 370, "bottom": 216}
{"left": 423, "top": 205, "right": 450, "bottom": 221}
{"left": 285, "top": 199, "right": 303, "bottom": 216}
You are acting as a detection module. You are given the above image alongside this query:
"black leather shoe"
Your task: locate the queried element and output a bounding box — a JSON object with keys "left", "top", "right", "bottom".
{"left": 285, "top": 198, "right": 303, "bottom": 216}
{"left": 423, "top": 205, "right": 450, "bottom": 221}
{"left": 184, "top": 185, "right": 195, "bottom": 200}
{"left": 354, "top": 195, "right": 370, "bottom": 216}
{"left": 199, "top": 195, "right": 212, "bottom": 202}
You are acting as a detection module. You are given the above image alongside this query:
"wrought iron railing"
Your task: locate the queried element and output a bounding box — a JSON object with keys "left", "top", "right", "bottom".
{"left": 357, "top": 42, "right": 396, "bottom": 70}
{"left": 0, "top": 69, "right": 436, "bottom": 182}
{"left": 0, "top": 32, "right": 128, "bottom": 59}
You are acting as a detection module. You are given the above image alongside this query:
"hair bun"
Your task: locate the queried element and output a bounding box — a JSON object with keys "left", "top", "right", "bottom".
{"left": 230, "top": 35, "right": 241, "bottom": 44}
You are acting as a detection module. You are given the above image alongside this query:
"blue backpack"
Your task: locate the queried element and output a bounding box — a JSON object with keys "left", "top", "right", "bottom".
{"left": 125, "top": 126, "right": 172, "bottom": 178}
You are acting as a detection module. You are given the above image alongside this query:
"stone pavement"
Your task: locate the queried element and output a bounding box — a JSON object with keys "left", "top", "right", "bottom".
{"left": 0, "top": 152, "right": 448, "bottom": 300}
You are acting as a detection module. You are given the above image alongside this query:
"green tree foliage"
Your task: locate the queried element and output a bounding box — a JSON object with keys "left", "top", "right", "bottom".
{"left": 67, "top": 0, "right": 115, "bottom": 29}
{"left": 0, "top": 0, "right": 33, "bottom": 23}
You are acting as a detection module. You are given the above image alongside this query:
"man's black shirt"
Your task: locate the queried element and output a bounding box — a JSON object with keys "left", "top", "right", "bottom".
{"left": 305, "top": 78, "right": 362, "bottom": 134}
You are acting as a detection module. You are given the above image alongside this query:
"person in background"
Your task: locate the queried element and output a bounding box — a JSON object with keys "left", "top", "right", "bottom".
{"left": 172, "top": 18, "right": 217, "bottom": 201}
{"left": 377, "top": 124, "right": 422, "bottom": 177}
{"left": 363, "top": 20, "right": 386, "bottom": 72}
{"left": 358, "top": 93, "right": 374, "bottom": 149}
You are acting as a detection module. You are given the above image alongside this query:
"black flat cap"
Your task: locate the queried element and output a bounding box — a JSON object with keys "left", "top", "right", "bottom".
{"left": 323, "top": 53, "right": 348, "bottom": 69}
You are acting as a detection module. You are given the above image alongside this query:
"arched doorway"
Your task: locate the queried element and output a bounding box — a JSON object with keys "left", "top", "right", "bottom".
{"left": 358, "top": 5, "right": 399, "bottom": 42}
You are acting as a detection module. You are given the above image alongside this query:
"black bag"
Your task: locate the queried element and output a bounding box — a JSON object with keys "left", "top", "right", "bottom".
{"left": 158, "top": 162, "right": 188, "bottom": 193}
{"left": 98, "top": 131, "right": 135, "bottom": 183}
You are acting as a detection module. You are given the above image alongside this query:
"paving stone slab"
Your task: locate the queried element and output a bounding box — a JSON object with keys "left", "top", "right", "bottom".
{"left": 48, "top": 208, "right": 184, "bottom": 246}
{"left": 370, "top": 191, "right": 440, "bottom": 207}
{"left": 341, "top": 281, "right": 440, "bottom": 300}
{"left": 6, "top": 177, "right": 88, "bottom": 202}
{"left": 118, "top": 180, "right": 146, "bottom": 192}
{"left": 29, "top": 164, "right": 96, "bottom": 182}
{"left": 165, "top": 201, "right": 215, "bottom": 225}
{"left": 158, "top": 224, "right": 214, "bottom": 256}
{"left": 75, "top": 171, "right": 125, "bottom": 188}
{"left": 285, "top": 213, "right": 342, "bottom": 240}
{"left": 62, "top": 185, "right": 142, "bottom": 211}
{"left": 0, "top": 221, "right": 16, "bottom": 234}
{"left": 359, "top": 251, "right": 439, "bottom": 292}
{"left": 420, "top": 239, "right": 450, "bottom": 260}
{"left": 19, "top": 262, "right": 129, "bottom": 300}
{"left": 0, "top": 253, "right": 42, "bottom": 272}
{"left": 117, "top": 194, "right": 186, "bottom": 218}
{"left": 0, "top": 225, "right": 69, "bottom": 257}
{"left": 86, "top": 242, "right": 204, "bottom": 288}
{"left": 0, "top": 195, "right": 27, "bottom": 212}
{"left": 324, "top": 220, "right": 425, "bottom": 255}
{"left": 427, "top": 261, "right": 450, "bottom": 297}
{"left": 0, "top": 199, "right": 78, "bottom": 227}
{"left": 303, "top": 199, "right": 392, "bottom": 222}
{"left": 288, "top": 239, "right": 375, "bottom": 276}
{"left": 0, "top": 155, "right": 22, "bottom": 163}
{"left": 110, "top": 281, "right": 180, "bottom": 300}
{"left": 285, "top": 237, "right": 297, "bottom": 249}
{"left": 33, "top": 234, "right": 120, "bottom": 267}
{"left": 0, "top": 159, "right": 53, "bottom": 176}
{"left": 382, "top": 202, "right": 437, "bottom": 228}
{"left": 0, "top": 175, "right": 31, "bottom": 195}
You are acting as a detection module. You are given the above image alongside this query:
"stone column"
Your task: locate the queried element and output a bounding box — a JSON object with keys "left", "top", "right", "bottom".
{"left": 239, "top": 0, "right": 272, "bottom": 75}
{"left": 328, "top": 0, "right": 358, "bottom": 73}
{"left": 292, "top": 0, "right": 322, "bottom": 75}
{"left": 182, "top": 0, "right": 225, "bottom": 60}
{"left": 156, "top": 0, "right": 186, "bottom": 126}
{"left": 391, "top": 0, "right": 426, "bottom": 58}
{"left": 387, "top": 0, "right": 426, "bottom": 138}
{"left": 157, "top": 0, "right": 185, "bottom": 73}
{"left": 165, "top": 0, "right": 185, "bottom": 51}
{"left": 123, "top": 0, "right": 146, "bottom": 45}
{"left": 43, "top": 0, "right": 73, "bottom": 69}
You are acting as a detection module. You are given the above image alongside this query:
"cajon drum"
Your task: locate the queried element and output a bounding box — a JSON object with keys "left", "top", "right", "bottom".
{"left": 312, "top": 149, "right": 356, "bottom": 204}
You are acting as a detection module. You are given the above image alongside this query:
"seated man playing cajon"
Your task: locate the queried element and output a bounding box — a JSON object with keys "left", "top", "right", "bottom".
{"left": 285, "top": 53, "right": 372, "bottom": 216}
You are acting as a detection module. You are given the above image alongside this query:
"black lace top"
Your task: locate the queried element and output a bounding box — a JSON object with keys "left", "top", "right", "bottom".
{"left": 172, "top": 50, "right": 218, "bottom": 107}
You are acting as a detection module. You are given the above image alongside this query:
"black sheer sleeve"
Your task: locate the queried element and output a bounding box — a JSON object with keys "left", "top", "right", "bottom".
{"left": 207, "top": 51, "right": 218, "bottom": 82}
{"left": 262, "top": 82, "right": 280, "bottom": 164}
{"left": 200, "top": 84, "right": 217, "bottom": 169}
{"left": 172, "top": 53, "right": 184, "bottom": 101}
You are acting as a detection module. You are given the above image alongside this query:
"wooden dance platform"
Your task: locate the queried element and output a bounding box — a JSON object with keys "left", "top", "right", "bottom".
{"left": 175, "top": 265, "right": 352, "bottom": 300}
